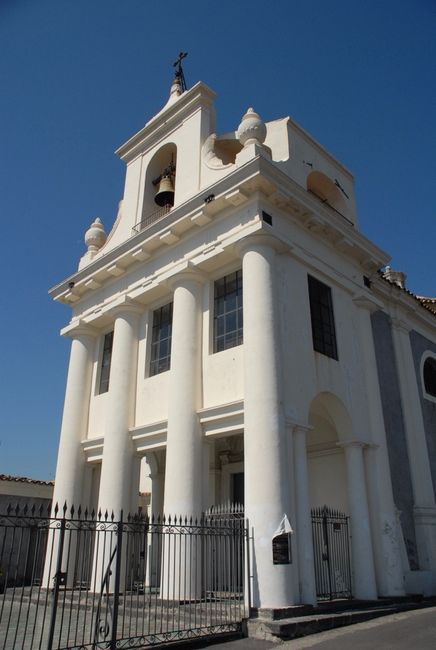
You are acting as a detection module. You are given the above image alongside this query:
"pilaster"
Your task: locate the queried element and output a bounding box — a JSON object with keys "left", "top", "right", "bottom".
{"left": 390, "top": 316, "right": 436, "bottom": 569}
{"left": 353, "top": 296, "right": 405, "bottom": 595}
{"left": 292, "top": 425, "right": 317, "bottom": 605}
{"left": 337, "top": 440, "right": 377, "bottom": 600}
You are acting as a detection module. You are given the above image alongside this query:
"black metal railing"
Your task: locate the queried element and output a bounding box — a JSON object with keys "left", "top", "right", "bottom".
{"left": 132, "top": 205, "right": 171, "bottom": 235}
{"left": 311, "top": 505, "right": 352, "bottom": 601}
{"left": 0, "top": 503, "right": 248, "bottom": 650}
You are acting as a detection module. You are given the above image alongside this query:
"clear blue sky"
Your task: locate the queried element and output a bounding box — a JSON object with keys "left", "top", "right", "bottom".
{"left": 1, "top": 0, "right": 435, "bottom": 480}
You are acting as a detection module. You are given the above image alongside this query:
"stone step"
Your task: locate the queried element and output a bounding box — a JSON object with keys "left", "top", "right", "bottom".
{"left": 247, "top": 600, "right": 436, "bottom": 642}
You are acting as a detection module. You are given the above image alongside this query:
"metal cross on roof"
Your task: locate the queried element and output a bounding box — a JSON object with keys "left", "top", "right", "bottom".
{"left": 173, "top": 51, "right": 188, "bottom": 92}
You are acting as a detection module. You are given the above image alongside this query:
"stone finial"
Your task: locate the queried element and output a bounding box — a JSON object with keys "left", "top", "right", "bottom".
{"left": 236, "top": 107, "right": 267, "bottom": 147}
{"left": 84, "top": 217, "right": 107, "bottom": 255}
{"left": 169, "top": 75, "right": 183, "bottom": 100}
{"left": 383, "top": 266, "right": 407, "bottom": 289}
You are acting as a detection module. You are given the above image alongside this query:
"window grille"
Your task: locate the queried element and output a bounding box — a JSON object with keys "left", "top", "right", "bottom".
{"left": 150, "top": 302, "right": 173, "bottom": 376}
{"left": 213, "top": 270, "right": 243, "bottom": 353}
{"left": 308, "top": 275, "right": 338, "bottom": 360}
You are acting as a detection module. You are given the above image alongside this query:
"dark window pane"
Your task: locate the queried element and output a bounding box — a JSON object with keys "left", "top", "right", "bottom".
{"left": 149, "top": 302, "right": 173, "bottom": 376}
{"left": 226, "top": 293, "right": 237, "bottom": 312}
{"left": 308, "top": 275, "right": 338, "bottom": 360}
{"left": 213, "top": 270, "right": 243, "bottom": 353}
{"left": 216, "top": 315, "right": 225, "bottom": 337}
{"left": 99, "top": 331, "right": 114, "bottom": 394}
{"left": 215, "top": 297, "right": 225, "bottom": 316}
{"left": 226, "top": 311, "right": 237, "bottom": 334}
{"left": 424, "top": 357, "right": 436, "bottom": 397}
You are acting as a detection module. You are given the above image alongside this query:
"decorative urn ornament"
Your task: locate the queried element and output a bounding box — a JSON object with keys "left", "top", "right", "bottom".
{"left": 236, "top": 107, "right": 267, "bottom": 147}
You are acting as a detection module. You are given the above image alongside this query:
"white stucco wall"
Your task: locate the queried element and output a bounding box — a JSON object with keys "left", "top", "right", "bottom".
{"left": 308, "top": 450, "right": 349, "bottom": 513}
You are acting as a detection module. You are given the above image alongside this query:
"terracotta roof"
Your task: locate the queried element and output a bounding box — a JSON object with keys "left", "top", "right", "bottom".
{"left": 416, "top": 296, "right": 436, "bottom": 316}
{"left": 378, "top": 273, "right": 436, "bottom": 319}
{"left": 0, "top": 474, "right": 54, "bottom": 486}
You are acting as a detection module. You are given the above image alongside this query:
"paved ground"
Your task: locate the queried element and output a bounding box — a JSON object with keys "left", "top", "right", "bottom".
{"left": 195, "top": 606, "right": 436, "bottom": 649}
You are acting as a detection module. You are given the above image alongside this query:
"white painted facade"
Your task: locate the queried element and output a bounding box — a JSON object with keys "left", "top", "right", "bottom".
{"left": 49, "top": 77, "right": 436, "bottom": 609}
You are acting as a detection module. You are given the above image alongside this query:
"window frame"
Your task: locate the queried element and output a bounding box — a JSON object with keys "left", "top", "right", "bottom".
{"left": 212, "top": 269, "right": 244, "bottom": 354}
{"left": 149, "top": 301, "right": 173, "bottom": 377}
{"left": 308, "top": 274, "right": 338, "bottom": 360}
{"left": 420, "top": 351, "right": 436, "bottom": 404}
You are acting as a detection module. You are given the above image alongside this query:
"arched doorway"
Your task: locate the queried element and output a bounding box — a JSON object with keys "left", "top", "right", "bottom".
{"left": 307, "top": 392, "right": 352, "bottom": 599}
{"left": 306, "top": 392, "right": 377, "bottom": 600}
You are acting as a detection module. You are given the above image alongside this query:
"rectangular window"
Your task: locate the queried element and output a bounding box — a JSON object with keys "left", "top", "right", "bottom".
{"left": 308, "top": 275, "right": 338, "bottom": 360}
{"left": 99, "top": 331, "right": 114, "bottom": 394}
{"left": 149, "top": 302, "right": 173, "bottom": 376}
{"left": 214, "top": 270, "right": 243, "bottom": 353}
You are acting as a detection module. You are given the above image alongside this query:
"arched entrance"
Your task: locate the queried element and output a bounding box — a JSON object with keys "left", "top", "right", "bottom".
{"left": 307, "top": 392, "right": 377, "bottom": 600}
{"left": 307, "top": 393, "right": 352, "bottom": 599}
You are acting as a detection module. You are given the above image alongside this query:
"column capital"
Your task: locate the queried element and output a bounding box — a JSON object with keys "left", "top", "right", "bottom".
{"left": 165, "top": 261, "right": 206, "bottom": 291}
{"left": 234, "top": 232, "right": 287, "bottom": 258}
{"left": 352, "top": 293, "right": 384, "bottom": 313}
{"left": 61, "top": 319, "right": 99, "bottom": 340}
{"left": 390, "top": 316, "right": 411, "bottom": 334}
{"left": 336, "top": 439, "right": 368, "bottom": 450}
{"left": 285, "top": 418, "right": 313, "bottom": 436}
{"left": 107, "top": 295, "right": 143, "bottom": 319}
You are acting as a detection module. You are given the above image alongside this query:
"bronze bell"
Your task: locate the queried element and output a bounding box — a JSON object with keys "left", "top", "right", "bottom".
{"left": 154, "top": 174, "right": 175, "bottom": 207}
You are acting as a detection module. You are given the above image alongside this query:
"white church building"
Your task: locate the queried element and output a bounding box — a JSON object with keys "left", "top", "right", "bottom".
{"left": 49, "top": 71, "right": 436, "bottom": 611}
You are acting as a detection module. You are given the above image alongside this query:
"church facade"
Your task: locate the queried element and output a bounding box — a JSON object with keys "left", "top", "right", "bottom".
{"left": 49, "top": 75, "right": 436, "bottom": 609}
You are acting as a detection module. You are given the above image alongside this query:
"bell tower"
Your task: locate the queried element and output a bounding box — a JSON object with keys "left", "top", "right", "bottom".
{"left": 78, "top": 63, "right": 216, "bottom": 263}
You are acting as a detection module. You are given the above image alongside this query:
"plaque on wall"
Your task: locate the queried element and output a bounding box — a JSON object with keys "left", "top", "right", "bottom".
{"left": 272, "top": 532, "right": 292, "bottom": 564}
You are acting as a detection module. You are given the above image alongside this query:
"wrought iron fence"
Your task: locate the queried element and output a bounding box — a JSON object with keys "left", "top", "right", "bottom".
{"left": 311, "top": 506, "right": 352, "bottom": 601}
{"left": 0, "top": 503, "right": 248, "bottom": 650}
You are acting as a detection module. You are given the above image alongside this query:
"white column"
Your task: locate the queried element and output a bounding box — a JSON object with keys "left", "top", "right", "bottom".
{"left": 162, "top": 270, "right": 204, "bottom": 600}
{"left": 293, "top": 426, "right": 317, "bottom": 605}
{"left": 240, "top": 235, "right": 296, "bottom": 609}
{"left": 145, "top": 452, "right": 164, "bottom": 588}
{"left": 339, "top": 441, "right": 377, "bottom": 600}
{"left": 353, "top": 297, "right": 405, "bottom": 595}
{"left": 391, "top": 318, "right": 436, "bottom": 570}
{"left": 163, "top": 270, "right": 204, "bottom": 517}
{"left": 97, "top": 299, "right": 142, "bottom": 517}
{"left": 51, "top": 322, "right": 97, "bottom": 510}
{"left": 92, "top": 299, "right": 142, "bottom": 592}
{"left": 44, "top": 322, "right": 97, "bottom": 587}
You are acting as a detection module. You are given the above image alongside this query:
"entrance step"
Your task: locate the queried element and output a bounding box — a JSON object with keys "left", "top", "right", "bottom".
{"left": 247, "top": 598, "right": 436, "bottom": 642}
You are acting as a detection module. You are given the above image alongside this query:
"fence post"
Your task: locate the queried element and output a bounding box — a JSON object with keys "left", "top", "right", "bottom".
{"left": 46, "top": 507, "right": 66, "bottom": 650}
{"left": 110, "top": 510, "right": 123, "bottom": 650}
{"left": 245, "top": 520, "right": 252, "bottom": 617}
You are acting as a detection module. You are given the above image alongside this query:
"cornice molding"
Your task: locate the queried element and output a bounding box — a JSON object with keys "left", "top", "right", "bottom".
{"left": 60, "top": 319, "right": 99, "bottom": 339}
{"left": 50, "top": 155, "right": 390, "bottom": 308}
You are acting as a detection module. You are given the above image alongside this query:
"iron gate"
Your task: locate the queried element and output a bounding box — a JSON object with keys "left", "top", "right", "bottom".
{"left": 0, "top": 503, "right": 248, "bottom": 649}
{"left": 311, "top": 506, "right": 352, "bottom": 601}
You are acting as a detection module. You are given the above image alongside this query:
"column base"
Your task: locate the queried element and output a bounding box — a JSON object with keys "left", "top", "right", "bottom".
{"left": 250, "top": 605, "right": 315, "bottom": 620}
{"left": 414, "top": 506, "right": 436, "bottom": 570}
